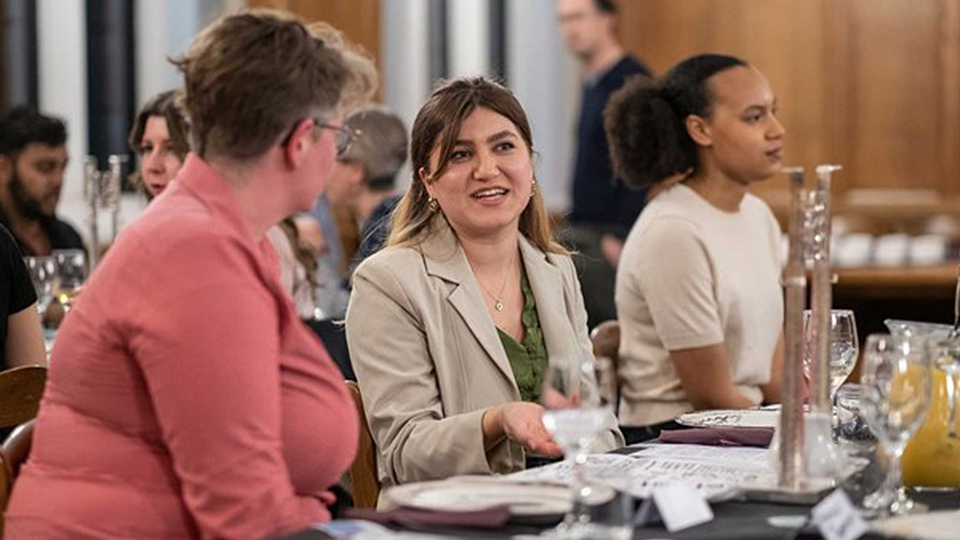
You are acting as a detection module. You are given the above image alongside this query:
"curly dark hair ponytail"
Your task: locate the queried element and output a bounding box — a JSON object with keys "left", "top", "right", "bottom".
{"left": 604, "top": 53, "right": 747, "bottom": 190}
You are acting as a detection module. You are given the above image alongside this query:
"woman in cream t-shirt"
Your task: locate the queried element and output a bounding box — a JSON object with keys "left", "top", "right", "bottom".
{"left": 605, "top": 53, "right": 786, "bottom": 444}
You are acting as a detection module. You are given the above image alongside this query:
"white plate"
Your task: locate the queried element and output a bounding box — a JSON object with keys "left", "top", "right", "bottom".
{"left": 384, "top": 476, "right": 572, "bottom": 516}
{"left": 676, "top": 408, "right": 780, "bottom": 428}
{"left": 873, "top": 510, "right": 960, "bottom": 540}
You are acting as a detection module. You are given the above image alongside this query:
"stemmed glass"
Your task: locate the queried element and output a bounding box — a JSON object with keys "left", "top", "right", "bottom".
{"left": 540, "top": 356, "right": 624, "bottom": 540}
{"left": 803, "top": 309, "right": 859, "bottom": 400}
{"left": 52, "top": 249, "right": 87, "bottom": 311}
{"left": 22, "top": 256, "right": 58, "bottom": 318}
{"left": 860, "top": 333, "right": 932, "bottom": 516}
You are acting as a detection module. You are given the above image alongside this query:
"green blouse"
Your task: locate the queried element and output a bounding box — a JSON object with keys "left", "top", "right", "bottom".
{"left": 496, "top": 270, "right": 548, "bottom": 403}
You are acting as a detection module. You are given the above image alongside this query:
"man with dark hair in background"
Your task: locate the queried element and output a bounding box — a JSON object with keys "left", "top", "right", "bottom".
{"left": 0, "top": 106, "right": 84, "bottom": 255}
{"left": 558, "top": 0, "right": 651, "bottom": 328}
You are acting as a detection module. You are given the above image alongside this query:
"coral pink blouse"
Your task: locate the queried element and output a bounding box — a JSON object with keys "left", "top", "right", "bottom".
{"left": 6, "top": 156, "right": 357, "bottom": 540}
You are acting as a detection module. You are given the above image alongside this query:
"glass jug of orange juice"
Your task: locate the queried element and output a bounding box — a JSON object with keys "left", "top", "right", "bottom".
{"left": 901, "top": 337, "right": 960, "bottom": 488}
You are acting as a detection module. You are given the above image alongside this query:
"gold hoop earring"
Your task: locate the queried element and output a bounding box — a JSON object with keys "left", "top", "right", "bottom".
{"left": 532, "top": 179, "right": 538, "bottom": 194}
{"left": 428, "top": 197, "right": 439, "bottom": 213}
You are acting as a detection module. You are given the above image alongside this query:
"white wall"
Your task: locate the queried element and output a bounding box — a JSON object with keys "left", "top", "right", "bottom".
{"left": 447, "top": 0, "right": 490, "bottom": 77}
{"left": 381, "top": 0, "right": 431, "bottom": 189}
{"left": 36, "top": 0, "right": 89, "bottom": 240}
{"left": 380, "top": 0, "right": 578, "bottom": 208}
{"left": 135, "top": 0, "right": 202, "bottom": 104}
{"left": 507, "top": 0, "right": 579, "bottom": 211}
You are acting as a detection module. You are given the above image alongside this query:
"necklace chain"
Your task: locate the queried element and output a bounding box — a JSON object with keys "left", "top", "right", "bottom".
{"left": 477, "top": 254, "right": 515, "bottom": 312}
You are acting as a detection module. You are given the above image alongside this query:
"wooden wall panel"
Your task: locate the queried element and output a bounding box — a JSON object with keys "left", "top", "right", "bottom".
{"left": 248, "top": 0, "right": 380, "bottom": 69}
{"left": 619, "top": 0, "right": 960, "bottom": 200}
{"left": 844, "top": 1, "right": 943, "bottom": 191}
{"left": 941, "top": 0, "right": 960, "bottom": 196}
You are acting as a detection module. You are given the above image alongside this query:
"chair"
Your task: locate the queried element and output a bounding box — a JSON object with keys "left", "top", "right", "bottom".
{"left": 590, "top": 320, "right": 621, "bottom": 404}
{"left": 3, "top": 421, "right": 35, "bottom": 482}
{"left": 305, "top": 319, "right": 355, "bottom": 381}
{"left": 590, "top": 320, "right": 620, "bottom": 369}
{"left": 0, "top": 423, "right": 36, "bottom": 538}
{"left": 345, "top": 381, "right": 379, "bottom": 509}
{"left": 0, "top": 365, "right": 46, "bottom": 537}
{"left": 0, "top": 366, "right": 46, "bottom": 429}
{"left": 0, "top": 452, "right": 7, "bottom": 538}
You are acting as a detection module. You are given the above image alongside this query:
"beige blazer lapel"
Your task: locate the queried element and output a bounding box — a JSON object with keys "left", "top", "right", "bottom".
{"left": 420, "top": 221, "right": 516, "bottom": 387}
{"left": 519, "top": 237, "right": 580, "bottom": 363}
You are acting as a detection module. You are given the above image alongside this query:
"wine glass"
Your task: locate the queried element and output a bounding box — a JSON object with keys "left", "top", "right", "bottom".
{"left": 22, "top": 255, "right": 58, "bottom": 318}
{"left": 52, "top": 249, "right": 87, "bottom": 311}
{"left": 540, "top": 356, "right": 626, "bottom": 540}
{"left": 834, "top": 383, "right": 884, "bottom": 509}
{"left": 803, "top": 309, "right": 859, "bottom": 399}
{"left": 859, "top": 333, "right": 932, "bottom": 516}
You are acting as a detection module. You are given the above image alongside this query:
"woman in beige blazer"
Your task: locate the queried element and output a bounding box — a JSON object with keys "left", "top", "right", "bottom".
{"left": 346, "top": 77, "right": 622, "bottom": 492}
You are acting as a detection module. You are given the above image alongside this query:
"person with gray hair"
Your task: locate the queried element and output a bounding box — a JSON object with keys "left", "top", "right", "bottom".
{"left": 326, "top": 105, "right": 408, "bottom": 266}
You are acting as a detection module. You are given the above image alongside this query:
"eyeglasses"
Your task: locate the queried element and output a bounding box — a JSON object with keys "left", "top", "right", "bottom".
{"left": 281, "top": 117, "right": 359, "bottom": 155}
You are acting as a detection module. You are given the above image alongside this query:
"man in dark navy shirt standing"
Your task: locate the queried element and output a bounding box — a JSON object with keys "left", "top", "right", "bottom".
{"left": 558, "top": 0, "right": 651, "bottom": 329}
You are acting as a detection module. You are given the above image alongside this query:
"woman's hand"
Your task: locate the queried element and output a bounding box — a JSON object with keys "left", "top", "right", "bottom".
{"left": 482, "top": 402, "right": 563, "bottom": 458}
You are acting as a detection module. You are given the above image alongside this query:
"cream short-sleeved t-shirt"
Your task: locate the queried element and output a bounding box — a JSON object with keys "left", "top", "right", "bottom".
{"left": 616, "top": 183, "right": 783, "bottom": 427}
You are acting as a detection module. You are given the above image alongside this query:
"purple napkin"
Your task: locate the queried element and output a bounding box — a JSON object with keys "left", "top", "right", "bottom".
{"left": 344, "top": 504, "right": 512, "bottom": 529}
{"left": 659, "top": 426, "right": 774, "bottom": 447}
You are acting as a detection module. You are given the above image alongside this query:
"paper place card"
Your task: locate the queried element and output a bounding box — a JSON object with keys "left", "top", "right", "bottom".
{"left": 811, "top": 490, "right": 868, "bottom": 540}
{"left": 635, "top": 482, "right": 714, "bottom": 532}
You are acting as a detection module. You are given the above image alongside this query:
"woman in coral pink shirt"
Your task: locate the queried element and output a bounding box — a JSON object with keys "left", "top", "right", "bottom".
{"left": 6, "top": 11, "right": 358, "bottom": 540}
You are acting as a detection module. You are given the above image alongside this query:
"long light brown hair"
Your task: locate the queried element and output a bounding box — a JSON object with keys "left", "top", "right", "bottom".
{"left": 127, "top": 89, "right": 190, "bottom": 200}
{"left": 387, "top": 77, "right": 565, "bottom": 254}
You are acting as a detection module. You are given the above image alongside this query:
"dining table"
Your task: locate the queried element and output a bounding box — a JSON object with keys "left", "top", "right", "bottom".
{"left": 264, "top": 434, "right": 960, "bottom": 540}
{"left": 265, "top": 491, "right": 958, "bottom": 540}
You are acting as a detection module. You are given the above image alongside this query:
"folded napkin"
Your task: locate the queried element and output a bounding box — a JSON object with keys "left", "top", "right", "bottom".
{"left": 344, "top": 504, "right": 512, "bottom": 529}
{"left": 659, "top": 426, "right": 774, "bottom": 447}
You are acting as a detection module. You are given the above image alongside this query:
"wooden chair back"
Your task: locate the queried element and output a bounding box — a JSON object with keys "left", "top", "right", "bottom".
{"left": 345, "top": 381, "right": 379, "bottom": 509}
{"left": 3, "top": 421, "right": 35, "bottom": 482}
{"left": 0, "top": 423, "right": 36, "bottom": 539}
{"left": 0, "top": 451, "right": 7, "bottom": 538}
{"left": 0, "top": 366, "right": 46, "bottom": 429}
{"left": 590, "top": 320, "right": 621, "bottom": 404}
{"left": 0, "top": 365, "right": 45, "bottom": 539}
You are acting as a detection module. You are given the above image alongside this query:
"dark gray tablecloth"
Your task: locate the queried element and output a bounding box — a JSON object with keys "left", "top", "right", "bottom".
{"left": 265, "top": 490, "right": 958, "bottom": 540}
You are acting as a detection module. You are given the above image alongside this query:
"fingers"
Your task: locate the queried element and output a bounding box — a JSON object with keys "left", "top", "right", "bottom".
{"left": 514, "top": 410, "right": 564, "bottom": 457}
{"left": 541, "top": 387, "right": 569, "bottom": 409}
{"left": 542, "top": 388, "right": 581, "bottom": 409}
{"left": 528, "top": 438, "right": 564, "bottom": 458}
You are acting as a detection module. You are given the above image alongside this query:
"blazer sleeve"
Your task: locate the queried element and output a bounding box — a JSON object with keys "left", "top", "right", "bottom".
{"left": 557, "top": 254, "right": 625, "bottom": 451}
{"left": 347, "top": 256, "right": 496, "bottom": 486}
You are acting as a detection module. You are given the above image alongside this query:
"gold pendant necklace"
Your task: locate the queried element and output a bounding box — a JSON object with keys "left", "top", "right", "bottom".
{"left": 479, "top": 254, "right": 514, "bottom": 312}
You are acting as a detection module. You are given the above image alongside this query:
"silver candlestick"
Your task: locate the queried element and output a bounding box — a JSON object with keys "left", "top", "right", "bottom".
{"left": 779, "top": 166, "right": 808, "bottom": 491}
{"left": 808, "top": 165, "right": 841, "bottom": 414}
{"left": 83, "top": 154, "right": 124, "bottom": 269}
